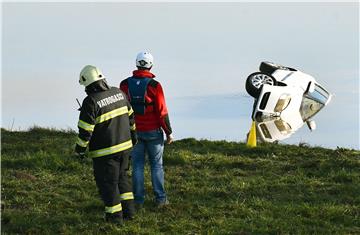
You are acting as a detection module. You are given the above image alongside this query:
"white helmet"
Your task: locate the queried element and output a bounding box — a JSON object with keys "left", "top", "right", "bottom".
{"left": 79, "top": 65, "right": 104, "bottom": 87}
{"left": 136, "top": 52, "right": 154, "bottom": 69}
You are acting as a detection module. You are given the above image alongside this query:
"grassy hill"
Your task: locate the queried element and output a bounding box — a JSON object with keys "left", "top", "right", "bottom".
{"left": 1, "top": 127, "right": 360, "bottom": 234}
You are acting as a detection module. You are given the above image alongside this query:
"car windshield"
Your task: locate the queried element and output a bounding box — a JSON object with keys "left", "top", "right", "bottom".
{"left": 307, "top": 84, "right": 330, "bottom": 104}
{"left": 300, "top": 84, "right": 330, "bottom": 121}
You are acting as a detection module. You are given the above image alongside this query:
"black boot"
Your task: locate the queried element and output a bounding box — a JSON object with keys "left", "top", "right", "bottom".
{"left": 105, "top": 211, "right": 123, "bottom": 225}
{"left": 122, "top": 200, "right": 136, "bottom": 220}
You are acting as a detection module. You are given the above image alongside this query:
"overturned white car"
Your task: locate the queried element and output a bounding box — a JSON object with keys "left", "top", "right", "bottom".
{"left": 245, "top": 62, "right": 332, "bottom": 137}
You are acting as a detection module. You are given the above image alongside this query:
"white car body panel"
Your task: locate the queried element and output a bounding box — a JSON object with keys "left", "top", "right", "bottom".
{"left": 254, "top": 84, "right": 304, "bottom": 118}
{"left": 272, "top": 70, "right": 315, "bottom": 91}
{"left": 253, "top": 69, "right": 330, "bottom": 120}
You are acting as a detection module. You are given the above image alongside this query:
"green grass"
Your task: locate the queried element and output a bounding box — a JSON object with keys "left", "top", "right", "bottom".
{"left": 1, "top": 127, "right": 360, "bottom": 234}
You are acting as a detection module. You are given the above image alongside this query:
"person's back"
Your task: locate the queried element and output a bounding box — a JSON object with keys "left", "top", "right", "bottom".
{"left": 75, "top": 65, "right": 137, "bottom": 225}
{"left": 120, "top": 52, "right": 173, "bottom": 208}
{"left": 81, "top": 86, "right": 133, "bottom": 156}
{"left": 120, "top": 69, "right": 172, "bottom": 135}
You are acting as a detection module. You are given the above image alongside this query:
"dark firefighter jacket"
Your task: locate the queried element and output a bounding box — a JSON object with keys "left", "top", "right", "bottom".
{"left": 75, "top": 80, "right": 136, "bottom": 158}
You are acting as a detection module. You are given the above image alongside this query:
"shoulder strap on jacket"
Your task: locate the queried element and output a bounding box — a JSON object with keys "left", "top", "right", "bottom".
{"left": 127, "top": 77, "right": 152, "bottom": 115}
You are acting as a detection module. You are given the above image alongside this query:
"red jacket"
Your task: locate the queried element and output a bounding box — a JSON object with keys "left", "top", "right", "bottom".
{"left": 120, "top": 70, "right": 172, "bottom": 135}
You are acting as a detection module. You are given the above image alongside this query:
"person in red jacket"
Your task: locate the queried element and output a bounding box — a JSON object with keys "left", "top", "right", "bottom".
{"left": 120, "top": 52, "right": 173, "bottom": 208}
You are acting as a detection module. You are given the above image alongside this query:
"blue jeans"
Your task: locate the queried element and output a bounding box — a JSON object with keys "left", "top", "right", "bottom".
{"left": 131, "top": 129, "right": 166, "bottom": 204}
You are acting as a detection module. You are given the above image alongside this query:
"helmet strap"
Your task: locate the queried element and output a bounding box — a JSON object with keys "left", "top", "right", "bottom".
{"left": 137, "top": 66, "right": 152, "bottom": 71}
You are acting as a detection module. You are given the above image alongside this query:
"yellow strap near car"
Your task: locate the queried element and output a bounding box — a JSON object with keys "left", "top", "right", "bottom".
{"left": 89, "top": 140, "right": 133, "bottom": 158}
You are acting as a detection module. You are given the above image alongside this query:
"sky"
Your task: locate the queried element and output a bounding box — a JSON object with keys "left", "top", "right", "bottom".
{"left": 1, "top": 2, "right": 359, "bottom": 149}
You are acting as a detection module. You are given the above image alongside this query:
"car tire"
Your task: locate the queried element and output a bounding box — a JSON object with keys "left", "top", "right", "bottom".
{"left": 245, "top": 72, "right": 277, "bottom": 98}
{"left": 259, "top": 61, "right": 296, "bottom": 74}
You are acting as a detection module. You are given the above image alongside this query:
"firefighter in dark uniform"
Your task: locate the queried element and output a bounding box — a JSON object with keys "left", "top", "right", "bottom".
{"left": 75, "top": 65, "right": 136, "bottom": 224}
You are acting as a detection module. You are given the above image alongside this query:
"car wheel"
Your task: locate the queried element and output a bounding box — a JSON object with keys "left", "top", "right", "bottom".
{"left": 245, "top": 72, "right": 277, "bottom": 98}
{"left": 259, "top": 61, "right": 296, "bottom": 74}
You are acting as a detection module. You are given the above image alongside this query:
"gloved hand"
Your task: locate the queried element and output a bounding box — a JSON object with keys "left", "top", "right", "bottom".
{"left": 131, "top": 131, "right": 138, "bottom": 146}
{"left": 75, "top": 151, "right": 86, "bottom": 160}
{"left": 166, "top": 134, "right": 174, "bottom": 144}
{"left": 75, "top": 145, "right": 87, "bottom": 160}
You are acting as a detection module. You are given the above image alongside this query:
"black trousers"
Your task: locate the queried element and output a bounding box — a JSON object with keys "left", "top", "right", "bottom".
{"left": 92, "top": 150, "right": 134, "bottom": 217}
